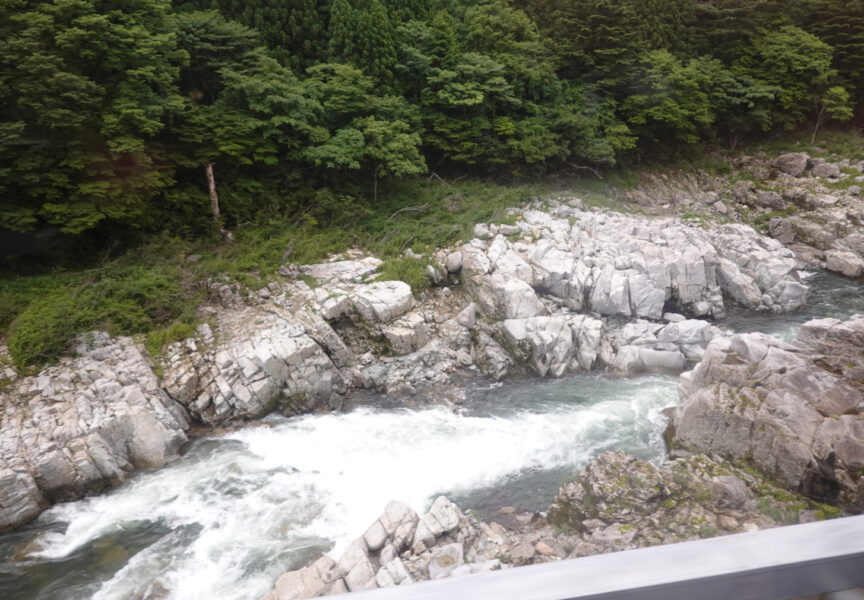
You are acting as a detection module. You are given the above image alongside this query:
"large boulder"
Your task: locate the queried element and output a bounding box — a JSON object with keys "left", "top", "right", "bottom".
{"left": 500, "top": 317, "right": 573, "bottom": 377}
{"left": 668, "top": 315, "right": 864, "bottom": 509}
{"left": 0, "top": 333, "right": 189, "bottom": 531}
{"left": 352, "top": 281, "right": 414, "bottom": 323}
{"left": 811, "top": 163, "right": 841, "bottom": 179}
{"left": 826, "top": 250, "right": 864, "bottom": 278}
{"left": 163, "top": 310, "right": 346, "bottom": 424}
{"left": 773, "top": 152, "right": 810, "bottom": 177}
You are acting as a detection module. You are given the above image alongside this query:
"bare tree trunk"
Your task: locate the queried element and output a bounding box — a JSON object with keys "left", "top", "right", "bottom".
{"left": 206, "top": 162, "right": 220, "bottom": 223}
{"left": 206, "top": 162, "right": 232, "bottom": 243}
{"left": 812, "top": 105, "right": 826, "bottom": 144}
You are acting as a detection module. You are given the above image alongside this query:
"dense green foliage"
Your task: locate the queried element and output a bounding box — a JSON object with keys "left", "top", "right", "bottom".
{"left": 3, "top": 0, "right": 862, "bottom": 239}
{"left": 1, "top": 0, "right": 863, "bottom": 366}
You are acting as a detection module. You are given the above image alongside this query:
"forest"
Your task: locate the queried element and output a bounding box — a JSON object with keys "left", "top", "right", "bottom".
{"left": 2, "top": 0, "right": 862, "bottom": 238}
{"left": 1, "top": 0, "right": 863, "bottom": 367}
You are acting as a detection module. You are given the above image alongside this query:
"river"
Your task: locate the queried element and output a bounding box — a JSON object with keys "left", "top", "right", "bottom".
{"left": 1, "top": 271, "right": 862, "bottom": 600}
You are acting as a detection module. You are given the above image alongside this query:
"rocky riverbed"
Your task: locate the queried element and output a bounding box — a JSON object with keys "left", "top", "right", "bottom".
{"left": 1, "top": 150, "right": 863, "bottom": 600}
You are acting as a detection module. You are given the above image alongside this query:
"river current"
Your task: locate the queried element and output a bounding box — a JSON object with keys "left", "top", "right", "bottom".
{"left": 1, "top": 272, "right": 862, "bottom": 600}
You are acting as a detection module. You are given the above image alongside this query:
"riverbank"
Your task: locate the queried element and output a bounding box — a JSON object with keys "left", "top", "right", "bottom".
{"left": 1, "top": 142, "right": 864, "bottom": 599}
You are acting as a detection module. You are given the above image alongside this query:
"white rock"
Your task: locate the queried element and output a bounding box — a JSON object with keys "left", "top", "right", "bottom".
{"left": 352, "top": 281, "right": 414, "bottom": 323}
{"left": 428, "top": 543, "right": 464, "bottom": 580}
{"left": 826, "top": 250, "right": 864, "bottom": 278}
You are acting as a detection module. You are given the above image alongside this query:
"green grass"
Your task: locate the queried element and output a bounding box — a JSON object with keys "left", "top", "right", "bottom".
{"left": 5, "top": 263, "right": 202, "bottom": 370}
{"left": 751, "top": 206, "right": 797, "bottom": 231}
{"left": 144, "top": 321, "right": 200, "bottom": 358}
{"left": 377, "top": 256, "right": 432, "bottom": 295}
{"left": 0, "top": 168, "right": 657, "bottom": 369}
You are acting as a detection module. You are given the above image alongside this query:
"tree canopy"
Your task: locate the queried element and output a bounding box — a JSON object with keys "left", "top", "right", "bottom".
{"left": 1, "top": 0, "right": 860, "bottom": 241}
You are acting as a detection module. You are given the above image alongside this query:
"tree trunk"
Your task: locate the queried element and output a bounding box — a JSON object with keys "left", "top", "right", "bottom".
{"left": 206, "top": 162, "right": 220, "bottom": 223}
{"left": 373, "top": 162, "right": 378, "bottom": 202}
{"left": 812, "top": 104, "right": 827, "bottom": 144}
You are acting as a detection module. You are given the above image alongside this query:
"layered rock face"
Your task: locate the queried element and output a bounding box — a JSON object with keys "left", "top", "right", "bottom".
{"left": 669, "top": 315, "right": 864, "bottom": 509}
{"left": 161, "top": 311, "right": 349, "bottom": 425}
{"left": 0, "top": 333, "right": 188, "bottom": 531}
{"left": 458, "top": 208, "right": 806, "bottom": 322}
{"left": 446, "top": 206, "right": 805, "bottom": 381}
{"left": 261, "top": 497, "right": 505, "bottom": 600}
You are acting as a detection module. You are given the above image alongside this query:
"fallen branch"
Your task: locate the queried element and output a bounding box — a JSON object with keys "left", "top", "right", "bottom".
{"left": 427, "top": 172, "right": 451, "bottom": 187}
{"left": 388, "top": 204, "right": 428, "bottom": 220}
{"left": 567, "top": 163, "right": 603, "bottom": 179}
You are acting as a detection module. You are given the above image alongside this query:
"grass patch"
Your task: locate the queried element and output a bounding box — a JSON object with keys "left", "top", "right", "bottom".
{"left": 6, "top": 264, "right": 202, "bottom": 370}
{"left": 752, "top": 206, "right": 797, "bottom": 231}
{"left": 144, "top": 321, "right": 199, "bottom": 358}
{"left": 377, "top": 256, "right": 431, "bottom": 295}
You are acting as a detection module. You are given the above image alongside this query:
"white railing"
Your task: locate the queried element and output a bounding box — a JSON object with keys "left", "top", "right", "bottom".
{"left": 334, "top": 515, "right": 864, "bottom": 600}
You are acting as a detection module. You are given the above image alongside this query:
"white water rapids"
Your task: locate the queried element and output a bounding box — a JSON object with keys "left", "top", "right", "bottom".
{"left": 5, "top": 271, "right": 864, "bottom": 600}
{"left": 3, "top": 375, "right": 675, "bottom": 600}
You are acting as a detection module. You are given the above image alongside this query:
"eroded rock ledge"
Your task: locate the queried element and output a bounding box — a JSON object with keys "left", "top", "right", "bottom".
{"left": 0, "top": 201, "right": 816, "bottom": 531}
{"left": 669, "top": 314, "right": 864, "bottom": 509}
{"left": 0, "top": 333, "right": 188, "bottom": 530}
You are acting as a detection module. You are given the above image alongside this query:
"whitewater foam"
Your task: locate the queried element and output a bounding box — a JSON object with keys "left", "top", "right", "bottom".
{"left": 27, "top": 374, "right": 675, "bottom": 600}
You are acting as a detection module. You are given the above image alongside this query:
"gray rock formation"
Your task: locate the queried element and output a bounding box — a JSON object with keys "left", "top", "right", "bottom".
{"left": 457, "top": 210, "right": 806, "bottom": 325}
{"left": 547, "top": 451, "right": 835, "bottom": 555}
{"left": 669, "top": 315, "right": 864, "bottom": 509}
{"left": 773, "top": 152, "right": 810, "bottom": 177}
{"left": 162, "top": 311, "right": 347, "bottom": 425}
{"left": 260, "top": 496, "right": 505, "bottom": 600}
{"left": 0, "top": 333, "right": 189, "bottom": 531}
{"left": 0, "top": 198, "right": 822, "bottom": 532}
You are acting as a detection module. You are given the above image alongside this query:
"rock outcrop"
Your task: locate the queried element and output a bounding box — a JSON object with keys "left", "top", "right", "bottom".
{"left": 668, "top": 315, "right": 864, "bottom": 509}
{"left": 546, "top": 451, "right": 839, "bottom": 555}
{"left": 454, "top": 209, "right": 805, "bottom": 323}
{"left": 161, "top": 311, "right": 348, "bottom": 425}
{"left": 0, "top": 333, "right": 189, "bottom": 531}
{"left": 261, "top": 497, "right": 504, "bottom": 600}
{"left": 263, "top": 449, "right": 840, "bottom": 599}
{"left": 0, "top": 199, "right": 818, "bottom": 530}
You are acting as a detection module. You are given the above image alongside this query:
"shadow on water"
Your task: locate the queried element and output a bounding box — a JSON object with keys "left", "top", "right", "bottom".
{"left": 0, "top": 520, "right": 177, "bottom": 600}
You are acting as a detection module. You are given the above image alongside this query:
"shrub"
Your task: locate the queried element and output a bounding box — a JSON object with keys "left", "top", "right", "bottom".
{"left": 6, "top": 265, "right": 201, "bottom": 369}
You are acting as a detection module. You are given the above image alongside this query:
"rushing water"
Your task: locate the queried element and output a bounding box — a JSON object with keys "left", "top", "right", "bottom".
{"left": 1, "top": 271, "right": 862, "bottom": 600}
{"left": 0, "top": 375, "right": 675, "bottom": 600}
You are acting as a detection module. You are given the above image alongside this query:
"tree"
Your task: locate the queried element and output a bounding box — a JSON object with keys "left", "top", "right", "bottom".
{"left": 805, "top": 0, "right": 864, "bottom": 100}
{"left": 356, "top": 116, "right": 426, "bottom": 199}
{"left": 0, "top": 0, "right": 187, "bottom": 234}
{"left": 738, "top": 25, "right": 837, "bottom": 130}
{"left": 179, "top": 0, "right": 329, "bottom": 71}
{"left": 620, "top": 51, "right": 720, "bottom": 146}
{"left": 812, "top": 86, "right": 854, "bottom": 143}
